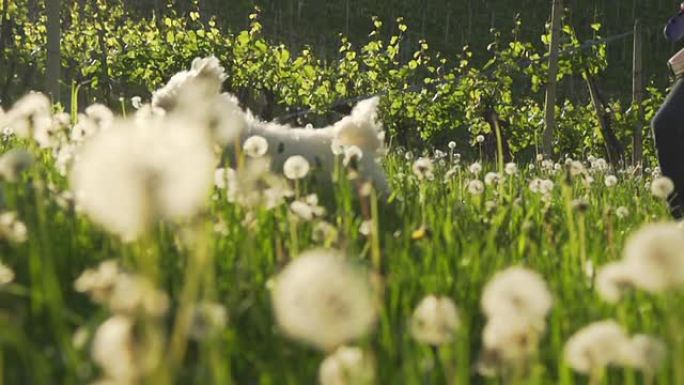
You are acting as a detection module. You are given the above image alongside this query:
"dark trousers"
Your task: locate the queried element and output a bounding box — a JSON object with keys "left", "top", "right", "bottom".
{"left": 653, "top": 77, "right": 684, "bottom": 218}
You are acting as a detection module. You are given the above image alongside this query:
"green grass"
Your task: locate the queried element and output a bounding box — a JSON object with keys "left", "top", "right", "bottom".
{"left": 0, "top": 138, "right": 676, "bottom": 385}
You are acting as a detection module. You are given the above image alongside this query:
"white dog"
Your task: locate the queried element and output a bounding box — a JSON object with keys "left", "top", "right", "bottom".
{"left": 150, "top": 57, "right": 390, "bottom": 194}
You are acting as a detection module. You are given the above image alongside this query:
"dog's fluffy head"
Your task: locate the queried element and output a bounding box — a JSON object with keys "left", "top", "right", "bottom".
{"left": 151, "top": 56, "right": 227, "bottom": 112}
{"left": 333, "top": 97, "right": 383, "bottom": 152}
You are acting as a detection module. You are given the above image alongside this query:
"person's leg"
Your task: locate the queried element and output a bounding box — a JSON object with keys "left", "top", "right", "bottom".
{"left": 653, "top": 77, "right": 684, "bottom": 218}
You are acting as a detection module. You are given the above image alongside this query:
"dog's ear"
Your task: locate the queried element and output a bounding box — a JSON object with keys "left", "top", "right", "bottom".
{"left": 334, "top": 97, "right": 384, "bottom": 152}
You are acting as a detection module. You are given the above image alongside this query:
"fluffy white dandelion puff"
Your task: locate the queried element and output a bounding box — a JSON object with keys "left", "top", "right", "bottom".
{"left": 70, "top": 118, "right": 215, "bottom": 241}
{"left": 604, "top": 175, "right": 618, "bottom": 188}
{"left": 621, "top": 334, "right": 667, "bottom": 374}
{"left": 480, "top": 313, "right": 543, "bottom": 370}
{"left": 271, "top": 249, "right": 377, "bottom": 351}
{"left": 595, "top": 262, "right": 635, "bottom": 303}
{"left": 412, "top": 157, "right": 434, "bottom": 181}
{"left": 620, "top": 222, "right": 684, "bottom": 293}
{"left": 484, "top": 172, "right": 501, "bottom": 186}
{"left": 108, "top": 275, "right": 169, "bottom": 317}
{"left": 504, "top": 162, "right": 518, "bottom": 176}
{"left": 615, "top": 206, "right": 629, "bottom": 219}
{"left": 283, "top": 155, "right": 311, "bottom": 180}
{"left": 0, "top": 149, "right": 33, "bottom": 182}
{"left": 189, "top": 302, "right": 228, "bottom": 340}
{"left": 467, "top": 180, "right": 485, "bottom": 195}
{"left": 1, "top": 92, "right": 53, "bottom": 146}
{"left": 469, "top": 162, "right": 482, "bottom": 175}
{"left": 651, "top": 176, "right": 675, "bottom": 200}
{"left": 564, "top": 320, "right": 629, "bottom": 374}
{"left": 92, "top": 316, "right": 163, "bottom": 383}
{"left": 92, "top": 316, "right": 139, "bottom": 382}
{"left": 319, "top": 346, "right": 376, "bottom": 385}
{"left": 410, "top": 295, "right": 460, "bottom": 346}
{"left": 243, "top": 135, "right": 269, "bottom": 158}
{"left": 74, "top": 260, "right": 122, "bottom": 304}
{"left": 0, "top": 262, "right": 14, "bottom": 286}
{"left": 481, "top": 267, "right": 552, "bottom": 323}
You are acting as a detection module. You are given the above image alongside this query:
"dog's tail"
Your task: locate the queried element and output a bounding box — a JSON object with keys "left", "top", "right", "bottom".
{"left": 333, "top": 97, "right": 384, "bottom": 152}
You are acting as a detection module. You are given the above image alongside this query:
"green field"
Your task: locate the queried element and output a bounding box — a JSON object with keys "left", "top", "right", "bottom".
{"left": 0, "top": 90, "right": 679, "bottom": 384}
{"left": 2, "top": 1, "right": 684, "bottom": 384}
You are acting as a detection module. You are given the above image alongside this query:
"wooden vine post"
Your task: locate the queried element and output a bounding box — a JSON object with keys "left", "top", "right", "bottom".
{"left": 631, "top": 18, "right": 644, "bottom": 167}
{"left": 46, "top": 0, "right": 61, "bottom": 103}
{"left": 542, "top": 0, "right": 562, "bottom": 158}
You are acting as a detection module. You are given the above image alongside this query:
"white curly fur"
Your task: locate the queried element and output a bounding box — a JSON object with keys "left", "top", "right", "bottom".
{"left": 152, "top": 57, "right": 389, "bottom": 194}
{"left": 242, "top": 97, "right": 389, "bottom": 193}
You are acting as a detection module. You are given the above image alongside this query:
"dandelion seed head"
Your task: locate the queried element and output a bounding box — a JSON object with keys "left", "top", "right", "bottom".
{"left": 319, "top": 346, "right": 376, "bottom": 385}
{"left": 621, "top": 222, "right": 684, "bottom": 293}
{"left": 1, "top": 93, "right": 53, "bottom": 146}
{"left": 131, "top": 96, "right": 143, "bottom": 109}
{"left": 92, "top": 316, "right": 138, "bottom": 382}
{"left": 313, "top": 221, "right": 339, "bottom": 245}
{"left": 541, "top": 179, "right": 554, "bottom": 195}
{"left": 652, "top": 167, "right": 662, "bottom": 178}
{"left": 484, "top": 172, "right": 501, "bottom": 186}
{"left": 0, "top": 262, "right": 14, "bottom": 286}
{"left": 283, "top": 155, "right": 311, "bottom": 180}
{"left": 481, "top": 267, "right": 552, "bottom": 322}
{"left": 621, "top": 335, "right": 667, "bottom": 373}
{"left": 434, "top": 149, "right": 447, "bottom": 159}
{"left": 108, "top": 274, "right": 169, "bottom": 317}
{"left": 615, "top": 206, "right": 629, "bottom": 219}
{"left": 540, "top": 159, "right": 553, "bottom": 171}
{"left": 564, "top": 320, "right": 629, "bottom": 374}
{"left": 485, "top": 200, "right": 498, "bottom": 212}
{"left": 504, "top": 162, "right": 518, "bottom": 175}
{"left": 469, "top": 162, "right": 482, "bottom": 175}
{"left": 410, "top": 295, "right": 460, "bottom": 346}
{"left": 71, "top": 118, "right": 215, "bottom": 241}
{"left": 189, "top": 302, "right": 228, "bottom": 340}
{"left": 650, "top": 176, "right": 674, "bottom": 200}
{"left": 0, "top": 212, "right": 27, "bottom": 243}
{"left": 75, "top": 260, "right": 122, "bottom": 304}
{"left": 331, "top": 139, "right": 345, "bottom": 156}
{"left": 567, "top": 160, "right": 584, "bottom": 175}
{"left": 467, "top": 179, "right": 485, "bottom": 195}
{"left": 481, "top": 314, "right": 542, "bottom": 368}
{"left": 448, "top": 141, "right": 457, "bottom": 150}
{"left": 271, "top": 249, "right": 377, "bottom": 351}
{"left": 604, "top": 175, "right": 618, "bottom": 188}
{"left": 412, "top": 157, "right": 434, "bottom": 181}
{"left": 243, "top": 135, "right": 269, "bottom": 158}
{"left": 595, "top": 262, "right": 634, "bottom": 303}
{"left": 0, "top": 149, "right": 33, "bottom": 182}
{"left": 85, "top": 104, "right": 114, "bottom": 130}
{"left": 290, "top": 197, "right": 325, "bottom": 221}
{"left": 591, "top": 158, "right": 608, "bottom": 172}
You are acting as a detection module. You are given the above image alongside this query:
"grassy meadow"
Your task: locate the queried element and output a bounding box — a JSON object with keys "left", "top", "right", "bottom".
{"left": 0, "top": 95, "right": 678, "bottom": 385}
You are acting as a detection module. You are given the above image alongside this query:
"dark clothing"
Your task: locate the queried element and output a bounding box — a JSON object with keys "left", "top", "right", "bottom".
{"left": 653, "top": 77, "right": 684, "bottom": 218}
